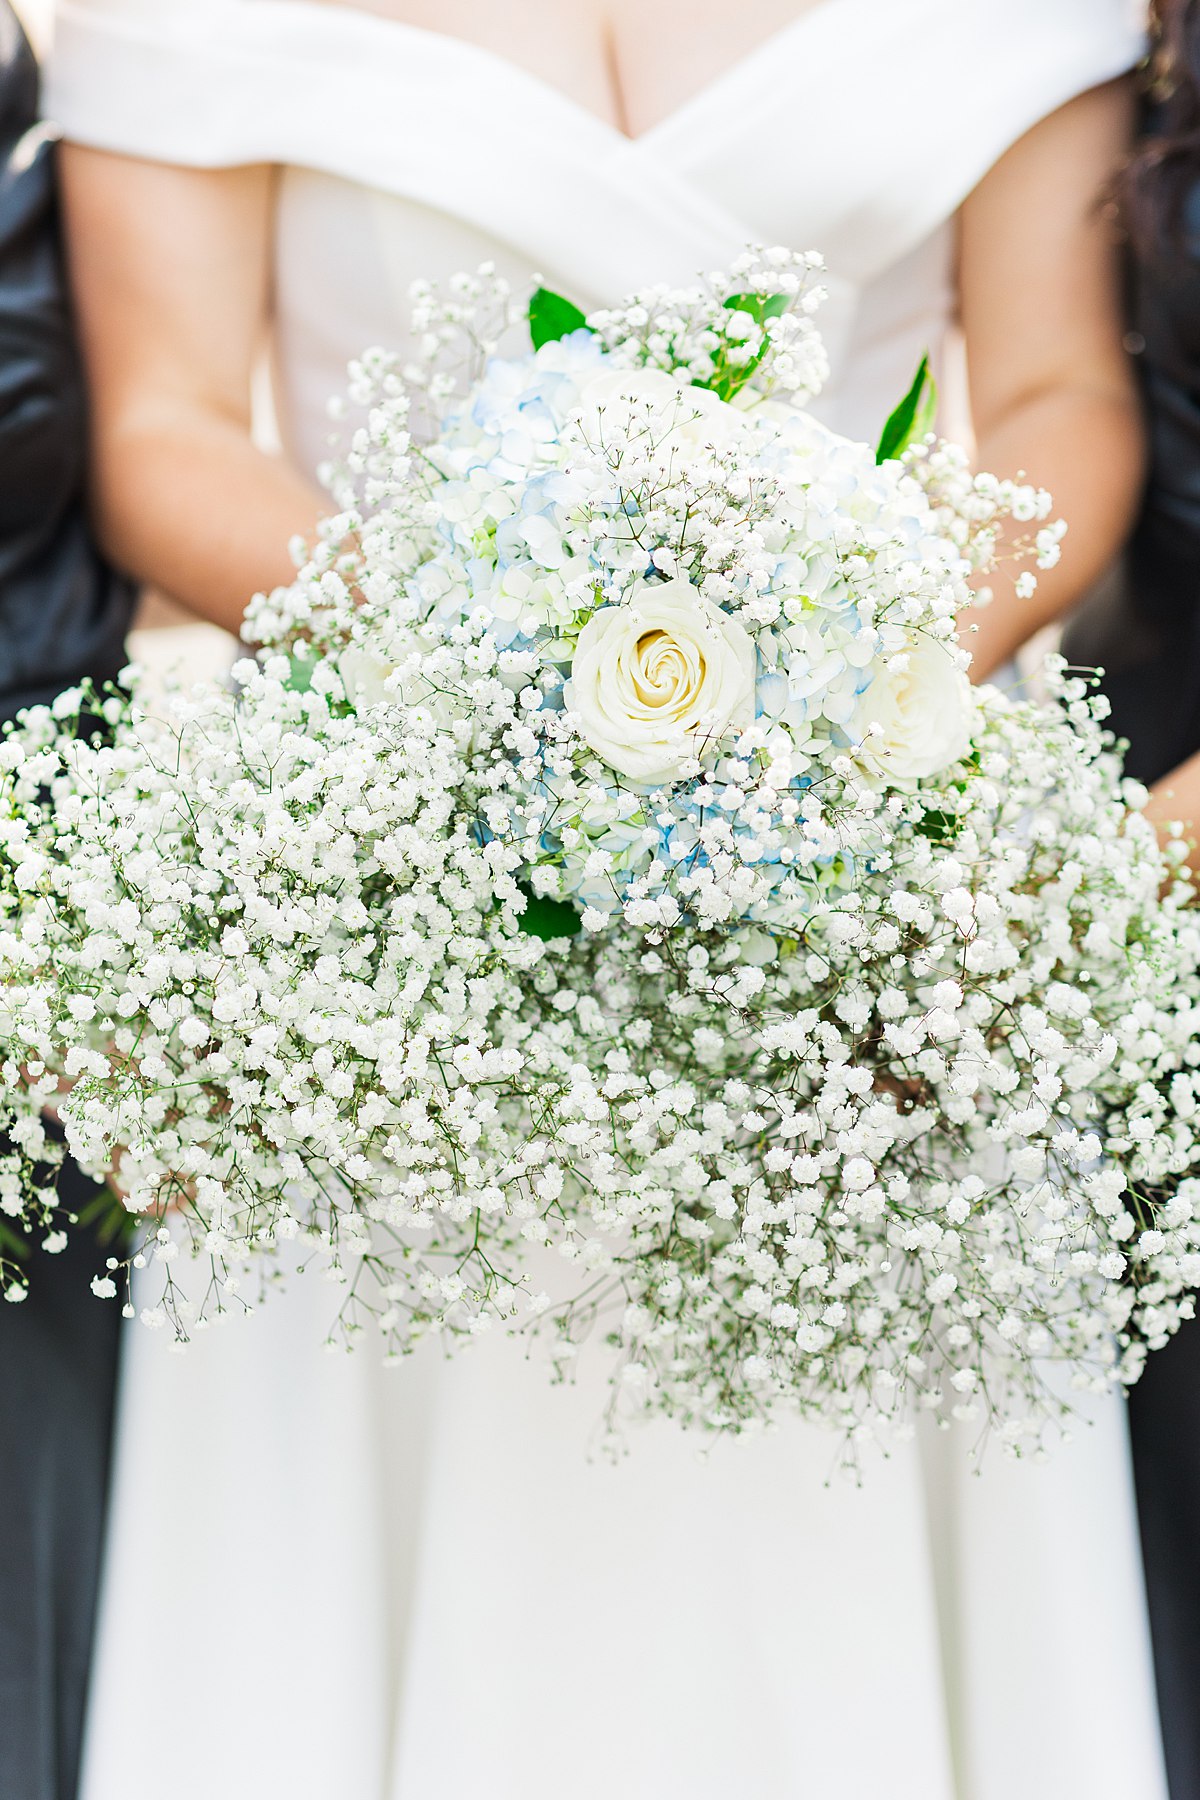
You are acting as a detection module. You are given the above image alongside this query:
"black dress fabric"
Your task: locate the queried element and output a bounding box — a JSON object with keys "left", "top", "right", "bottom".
{"left": 0, "top": 8, "right": 134, "bottom": 1798}
{"left": 1061, "top": 108, "right": 1200, "bottom": 1800}
{"left": 1062, "top": 140, "right": 1200, "bottom": 784}
{"left": 0, "top": 1182, "right": 123, "bottom": 1800}
{"left": 0, "top": 7, "right": 132, "bottom": 711}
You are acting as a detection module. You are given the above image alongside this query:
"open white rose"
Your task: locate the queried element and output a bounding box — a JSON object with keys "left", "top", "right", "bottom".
{"left": 338, "top": 636, "right": 463, "bottom": 731}
{"left": 849, "top": 637, "right": 976, "bottom": 783}
{"left": 565, "top": 577, "right": 756, "bottom": 785}
{"left": 338, "top": 645, "right": 403, "bottom": 708}
{"left": 573, "top": 367, "right": 751, "bottom": 460}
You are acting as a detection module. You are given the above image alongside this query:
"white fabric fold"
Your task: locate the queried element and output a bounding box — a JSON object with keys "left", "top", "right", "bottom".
{"left": 49, "top": 0, "right": 1142, "bottom": 335}
{"left": 51, "top": 0, "right": 761, "bottom": 297}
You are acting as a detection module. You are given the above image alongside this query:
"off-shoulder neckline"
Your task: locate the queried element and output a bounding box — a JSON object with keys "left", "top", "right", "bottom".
{"left": 247, "top": 0, "right": 851, "bottom": 146}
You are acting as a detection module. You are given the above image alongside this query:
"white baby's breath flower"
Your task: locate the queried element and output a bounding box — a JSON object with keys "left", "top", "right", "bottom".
{"left": 0, "top": 247, "right": 1195, "bottom": 1470}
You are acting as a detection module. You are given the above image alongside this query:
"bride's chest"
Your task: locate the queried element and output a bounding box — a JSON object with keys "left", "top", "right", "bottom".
{"left": 245, "top": 0, "right": 1122, "bottom": 321}
{"left": 300, "top": 0, "right": 820, "bottom": 140}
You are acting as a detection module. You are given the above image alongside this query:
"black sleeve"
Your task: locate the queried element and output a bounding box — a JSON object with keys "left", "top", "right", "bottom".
{"left": 0, "top": 4, "right": 135, "bottom": 722}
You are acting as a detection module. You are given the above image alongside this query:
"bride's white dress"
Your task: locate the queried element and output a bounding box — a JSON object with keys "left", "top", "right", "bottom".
{"left": 49, "top": 3, "right": 1164, "bottom": 1796}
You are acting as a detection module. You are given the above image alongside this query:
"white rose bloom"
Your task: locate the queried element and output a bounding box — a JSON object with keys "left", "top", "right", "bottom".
{"left": 565, "top": 577, "right": 756, "bottom": 785}
{"left": 573, "top": 367, "right": 751, "bottom": 459}
{"left": 338, "top": 646, "right": 400, "bottom": 708}
{"left": 339, "top": 635, "right": 454, "bottom": 721}
{"left": 849, "top": 637, "right": 976, "bottom": 782}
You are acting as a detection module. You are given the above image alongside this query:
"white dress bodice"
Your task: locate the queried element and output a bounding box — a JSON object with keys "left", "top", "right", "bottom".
{"left": 50, "top": 0, "right": 1143, "bottom": 460}
{"left": 46, "top": 7, "right": 1169, "bottom": 1800}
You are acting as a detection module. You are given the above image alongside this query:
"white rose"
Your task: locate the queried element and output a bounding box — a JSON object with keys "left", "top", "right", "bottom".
{"left": 849, "top": 638, "right": 976, "bottom": 783}
{"left": 573, "top": 368, "right": 751, "bottom": 459}
{"left": 338, "top": 636, "right": 461, "bottom": 730}
{"left": 338, "top": 645, "right": 400, "bottom": 708}
{"left": 565, "top": 577, "right": 756, "bottom": 786}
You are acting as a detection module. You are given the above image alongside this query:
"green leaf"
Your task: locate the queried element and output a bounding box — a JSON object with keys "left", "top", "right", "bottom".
{"left": 529, "top": 287, "right": 589, "bottom": 350}
{"left": 0, "top": 1219, "right": 28, "bottom": 1263}
{"left": 913, "top": 808, "right": 960, "bottom": 845}
{"left": 723, "top": 291, "right": 790, "bottom": 324}
{"left": 876, "top": 354, "right": 938, "bottom": 464}
{"left": 697, "top": 291, "right": 793, "bottom": 402}
{"left": 518, "top": 887, "right": 583, "bottom": 940}
{"left": 285, "top": 654, "right": 315, "bottom": 694}
{"left": 75, "top": 1185, "right": 139, "bottom": 1249}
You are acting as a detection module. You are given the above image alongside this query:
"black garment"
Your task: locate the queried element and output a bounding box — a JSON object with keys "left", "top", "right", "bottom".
{"left": 1061, "top": 111, "right": 1200, "bottom": 1800}
{"left": 1062, "top": 160, "right": 1200, "bottom": 784}
{"left": 0, "top": 1180, "right": 121, "bottom": 1800}
{"left": 0, "top": 8, "right": 132, "bottom": 713}
{"left": 0, "top": 9, "right": 134, "bottom": 1800}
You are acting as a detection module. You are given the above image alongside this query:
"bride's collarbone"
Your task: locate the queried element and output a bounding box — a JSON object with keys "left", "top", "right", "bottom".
{"left": 275, "top": 0, "right": 832, "bottom": 140}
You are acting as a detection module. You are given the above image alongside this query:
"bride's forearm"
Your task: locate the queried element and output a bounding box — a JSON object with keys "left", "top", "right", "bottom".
{"left": 92, "top": 408, "right": 323, "bottom": 635}
{"left": 956, "top": 78, "right": 1143, "bottom": 681}
{"left": 964, "top": 383, "right": 1144, "bottom": 680}
{"left": 59, "top": 152, "right": 323, "bottom": 633}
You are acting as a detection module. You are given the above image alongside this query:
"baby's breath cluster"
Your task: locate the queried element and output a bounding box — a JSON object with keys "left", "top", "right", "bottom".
{"left": 1, "top": 252, "right": 1198, "bottom": 1460}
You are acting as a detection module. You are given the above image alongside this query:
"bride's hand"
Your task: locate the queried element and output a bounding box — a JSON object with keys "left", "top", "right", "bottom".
{"left": 33, "top": 1074, "right": 194, "bottom": 1219}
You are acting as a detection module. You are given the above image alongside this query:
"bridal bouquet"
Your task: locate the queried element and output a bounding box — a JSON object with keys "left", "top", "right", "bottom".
{"left": 2, "top": 248, "right": 1199, "bottom": 1455}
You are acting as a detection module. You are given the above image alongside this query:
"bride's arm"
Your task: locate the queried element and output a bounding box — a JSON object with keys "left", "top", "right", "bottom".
{"left": 958, "top": 78, "right": 1144, "bottom": 679}
{"left": 59, "top": 148, "right": 324, "bottom": 633}
{"left": 1146, "top": 754, "right": 1200, "bottom": 869}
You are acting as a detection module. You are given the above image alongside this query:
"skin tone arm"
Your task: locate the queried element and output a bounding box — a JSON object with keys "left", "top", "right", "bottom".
{"left": 956, "top": 84, "right": 1200, "bottom": 860}
{"left": 58, "top": 149, "right": 324, "bottom": 634}
{"left": 1144, "top": 754, "right": 1200, "bottom": 869}
{"left": 958, "top": 79, "right": 1145, "bottom": 680}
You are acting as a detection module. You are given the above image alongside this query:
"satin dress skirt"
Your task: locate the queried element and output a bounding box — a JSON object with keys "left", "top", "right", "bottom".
{"left": 79, "top": 1245, "right": 1167, "bottom": 1800}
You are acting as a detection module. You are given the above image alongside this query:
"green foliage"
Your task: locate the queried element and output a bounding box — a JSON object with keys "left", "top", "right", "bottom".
{"left": 913, "top": 808, "right": 961, "bottom": 845}
{"left": 876, "top": 354, "right": 938, "bottom": 464}
{"left": 73, "top": 1185, "right": 139, "bottom": 1248}
{"left": 0, "top": 1219, "right": 27, "bottom": 1263}
{"left": 529, "top": 287, "right": 589, "bottom": 350}
{"left": 702, "top": 291, "right": 791, "bottom": 402}
{"left": 913, "top": 752, "right": 980, "bottom": 845}
{"left": 723, "top": 291, "right": 791, "bottom": 325}
{"left": 518, "top": 886, "right": 583, "bottom": 940}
